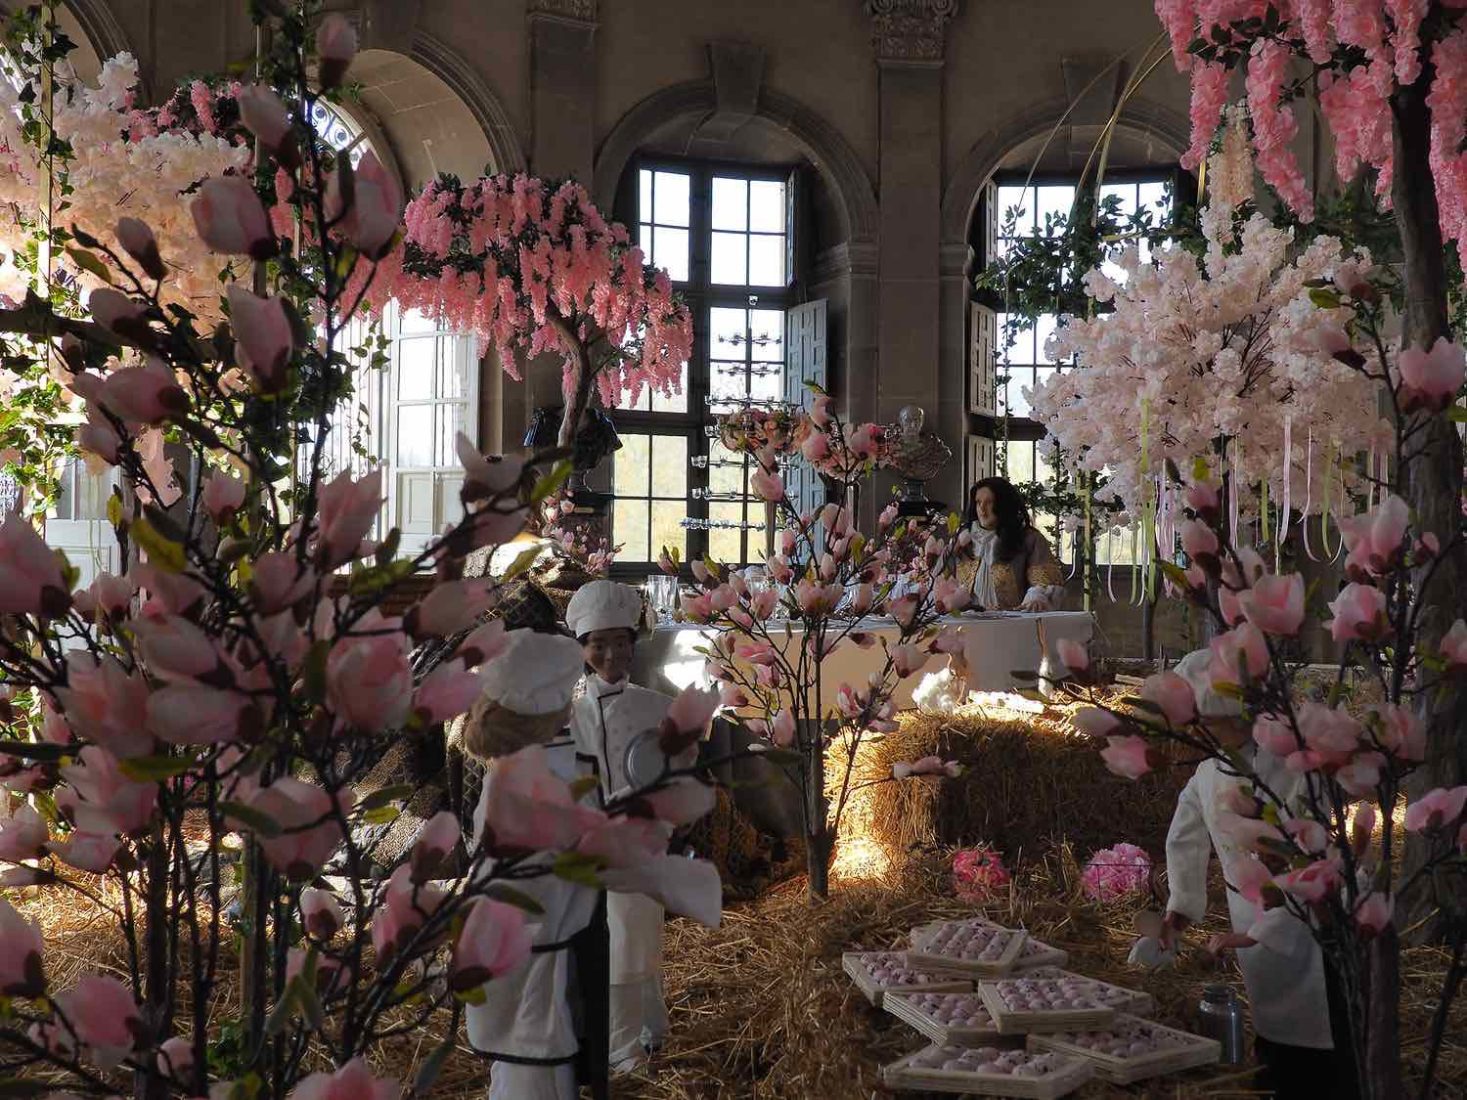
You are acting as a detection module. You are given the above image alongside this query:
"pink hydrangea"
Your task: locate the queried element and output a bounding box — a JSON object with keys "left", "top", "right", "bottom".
{"left": 952, "top": 845, "right": 1010, "bottom": 902}
{"left": 1080, "top": 843, "right": 1153, "bottom": 902}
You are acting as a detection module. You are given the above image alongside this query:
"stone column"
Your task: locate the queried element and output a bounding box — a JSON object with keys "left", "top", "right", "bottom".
{"left": 866, "top": 0, "right": 957, "bottom": 503}
{"left": 515, "top": 0, "right": 601, "bottom": 449}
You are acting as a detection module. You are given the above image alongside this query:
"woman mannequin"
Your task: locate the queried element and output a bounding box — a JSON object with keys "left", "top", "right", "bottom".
{"left": 957, "top": 477, "right": 1065, "bottom": 611}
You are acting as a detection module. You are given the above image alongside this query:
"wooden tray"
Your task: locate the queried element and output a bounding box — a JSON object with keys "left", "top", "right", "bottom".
{"left": 1012, "top": 967, "right": 1154, "bottom": 1016}
{"left": 882, "top": 1043, "right": 1093, "bottom": 1098}
{"left": 841, "top": 951, "right": 973, "bottom": 1007}
{"left": 906, "top": 921, "right": 1029, "bottom": 976}
{"left": 1027, "top": 1013, "right": 1221, "bottom": 1084}
{"left": 1011, "top": 936, "right": 1069, "bottom": 971}
{"left": 978, "top": 977, "right": 1119, "bottom": 1035}
{"left": 883, "top": 990, "right": 1006, "bottom": 1046}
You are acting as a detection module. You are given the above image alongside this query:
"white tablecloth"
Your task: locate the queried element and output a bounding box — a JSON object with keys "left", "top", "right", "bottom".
{"left": 631, "top": 611, "right": 1094, "bottom": 710}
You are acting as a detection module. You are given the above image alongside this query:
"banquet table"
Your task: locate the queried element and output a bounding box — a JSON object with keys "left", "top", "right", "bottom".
{"left": 631, "top": 610, "right": 1094, "bottom": 709}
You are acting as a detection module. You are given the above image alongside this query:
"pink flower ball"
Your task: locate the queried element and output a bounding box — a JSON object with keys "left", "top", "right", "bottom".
{"left": 952, "top": 844, "right": 1010, "bottom": 901}
{"left": 1080, "top": 843, "right": 1152, "bottom": 902}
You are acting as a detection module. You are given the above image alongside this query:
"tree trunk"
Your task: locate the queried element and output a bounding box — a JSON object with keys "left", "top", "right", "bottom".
{"left": 804, "top": 720, "right": 831, "bottom": 901}
{"left": 1365, "top": 928, "right": 1403, "bottom": 1100}
{"left": 1391, "top": 70, "right": 1467, "bottom": 937}
{"left": 136, "top": 832, "right": 171, "bottom": 1100}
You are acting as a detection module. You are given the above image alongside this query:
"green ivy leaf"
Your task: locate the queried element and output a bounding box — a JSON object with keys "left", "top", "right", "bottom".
{"left": 131, "top": 515, "right": 186, "bottom": 573}
{"left": 119, "top": 753, "right": 196, "bottom": 782}
{"left": 219, "top": 800, "right": 282, "bottom": 838}
{"left": 362, "top": 805, "right": 399, "bottom": 826}
{"left": 64, "top": 247, "right": 112, "bottom": 284}
{"left": 529, "top": 460, "right": 571, "bottom": 504}
{"left": 551, "top": 851, "right": 604, "bottom": 888}
{"left": 502, "top": 542, "right": 546, "bottom": 580}
{"left": 360, "top": 783, "right": 415, "bottom": 812}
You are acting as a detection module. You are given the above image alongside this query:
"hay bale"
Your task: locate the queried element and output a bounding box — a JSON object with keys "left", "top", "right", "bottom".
{"left": 830, "top": 703, "right": 1192, "bottom": 871}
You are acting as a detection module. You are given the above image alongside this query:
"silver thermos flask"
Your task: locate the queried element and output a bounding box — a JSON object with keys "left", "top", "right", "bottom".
{"left": 1197, "top": 983, "right": 1246, "bottom": 1064}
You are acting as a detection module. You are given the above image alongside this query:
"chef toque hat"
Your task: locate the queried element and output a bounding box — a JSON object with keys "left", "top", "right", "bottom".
{"left": 480, "top": 629, "right": 585, "bottom": 716}
{"left": 565, "top": 580, "right": 648, "bottom": 641}
{"left": 1174, "top": 648, "right": 1242, "bottom": 720}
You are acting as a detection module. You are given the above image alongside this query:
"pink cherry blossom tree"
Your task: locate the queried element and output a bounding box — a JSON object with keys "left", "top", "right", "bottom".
{"left": 373, "top": 173, "right": 693, "bottom": 451}
{"left": 1058, "top": 260, "right": 1466, "bottom": 1095}
{"left": 668, "top": 396, "right": 967, "bottom": 899}
{"left": 0, "top": 10, "right": 721, "bottom": 1099}
{"left": 1155, "top": 0, "right": 1467, "bottom": 946}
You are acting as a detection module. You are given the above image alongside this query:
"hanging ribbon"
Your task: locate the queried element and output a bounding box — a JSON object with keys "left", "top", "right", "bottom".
{"left": 1139, "top": 399, "right": 1155, "bottom": 604}
{"left": 1107, "top": 528, "right": 1118, "bottom": 603}
{"left": 1259, "top": 478, "right": 1269, "bottom": 556}
{"left": 1277, "top": 414, "right": 1292, "bottom": 571}
{"left": 1366, "top": 444, "right": 1377, "bottom": 511}
{"left": 1229, "top": 438, "right": 1242, "bottom": 551}
{"left": 1129, "top": 526, "right": 1141, "bottom": 606}
{"left": 1301, "top": 424, "right": 1318, "bottom": 561}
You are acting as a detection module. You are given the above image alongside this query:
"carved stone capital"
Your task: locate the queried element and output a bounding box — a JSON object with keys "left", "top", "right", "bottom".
{"left": 865, "top": 0, "right": 958, "bottom": 64}
{"left": 528, "top": 0, "right": 597, "bottom": 24}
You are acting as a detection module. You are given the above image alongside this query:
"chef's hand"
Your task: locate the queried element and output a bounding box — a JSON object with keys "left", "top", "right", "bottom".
{"left": 1159, "top": 910, "right": 1189, "bottom": 950}
{"left": 1206, "top": 932, "right": 1256, "bottom": 958}
{"left": 1018, "top": 591, "right": 1051, "bottom": 612}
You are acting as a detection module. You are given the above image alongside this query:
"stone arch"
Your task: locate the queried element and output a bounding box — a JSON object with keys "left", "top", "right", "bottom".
{"left": 593, "top": 80, "right": 877, "bottom": 247}
{"left": 59, "top": 0, "right": 130, "bottom": 78}
{"left": 940, "top": 95, "right": 1191, "bottom": 250}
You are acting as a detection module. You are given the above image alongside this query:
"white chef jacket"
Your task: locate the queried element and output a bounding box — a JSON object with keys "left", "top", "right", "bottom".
{"left": 465, "top": 736, "right": 598, "bottom": 1064}
{"left": 1165, "top": 751, "right": 1334, "bottom": 1049}
{"left": 571, "top": 675, "right": 696, "bottom": 984}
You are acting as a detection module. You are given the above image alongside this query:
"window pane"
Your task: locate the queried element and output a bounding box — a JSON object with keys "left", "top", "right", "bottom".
{"left": 748, "top": 234, "right": 785, "bottom": 286}
{"left": 709, "top": 306, "right": 745, "bottom": 355}
{"left": 397, "top": 338, "right": 437, "bottom": 400}
{"left": 749, "top": 180, "right": 785, "bottom": 233}
{"left": 652, "top": 226, "right": 688, "bottom": 282}
{"left": 650, "top": 435, "right": 688, "bottom": 497}
{"left": 396, "top": 405, "right": 434, "bottom": 466}
{"left": 614, "top": 433, "right": 651, "bottom": 497}
{"left": 710, "top": 361, "right": 746, "bottom": 400}
{"left": 1006, "top": 370, "right": 1032, "bottom": 418}
{"left": 750, "top": 309, "right": 783, "bottom": 361}
{"left": 711, "top": 177, "right": 748, "bottom": 231}
{"left": 709, "top": 447, "right": 745, "bottom": 494}
{"left": 708, "top": 502, "right": 744, "bottom": 563}
{"left": 1137, "top": 181, "right": 1168, "bottom": 218}
{"left": 438, "top": 341, "right": 472, "bottom": 400}
{"left": 998, "top": 185, "right": 1032, "bottom": 231}
{"left": 711, "top": 231, "right": 747, "bottom": 285}
{"left": 615, "top": 498, "right": 650, "bottom": 561}
{"left": 638, "top": 222, "right": 653, "bottom": 256}
{"left": 650, "top": 500, "right": 687, "bottom": 563}
{"left": 1008, "top": 442, "right": 1035, "bottom": 484}
{"left": 399, "top": 309, "right": 439, "bottom": 336}
{"left": 639, "top": 169, "right": 653, "bottom": 222}
{"left": 1034, "top": 314, "right": 1058, "bottom": 365}
{"left": 1037, "top": 185, "right": 1075, "bottom": 231}
{"left": 436, "top": 403, "right": 467, "bottom": 465}
{"left": 653, "top": 171, "right": 690, "bottom": 227}
{"left": 1099, "top": 182, "right": 1134, "bottom": 219}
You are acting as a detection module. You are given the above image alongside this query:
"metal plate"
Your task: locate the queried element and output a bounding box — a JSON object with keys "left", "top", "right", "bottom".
{"left": 623, "top": 729, "right": 668, "bottom": 789}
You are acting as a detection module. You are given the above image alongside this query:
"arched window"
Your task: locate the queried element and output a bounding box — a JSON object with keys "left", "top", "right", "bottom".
{"left": 307, "top": 104, "right": 480, "bottom": 559}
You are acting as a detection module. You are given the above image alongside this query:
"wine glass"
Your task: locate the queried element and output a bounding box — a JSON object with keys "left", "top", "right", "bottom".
{"left": 646, "top": 574, "right": 677, "bottom": 624}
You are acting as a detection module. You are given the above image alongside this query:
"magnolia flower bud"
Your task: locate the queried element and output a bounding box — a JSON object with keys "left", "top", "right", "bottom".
{"left": 316, "top": 14, "right": 358, "bottom": 90}
{"left": 192, "top": 176, "right": 277, "bottom": 260}
{"left": 115, "top": 218, "right": 165, "bottom": 282}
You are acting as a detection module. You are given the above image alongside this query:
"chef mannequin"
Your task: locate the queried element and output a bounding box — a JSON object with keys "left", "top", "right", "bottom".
{"left": 566, "top": 580, "right": 697, "bottom": 1074}
{"left": 463, "top": 628, "right": 598, "bottom": 1100}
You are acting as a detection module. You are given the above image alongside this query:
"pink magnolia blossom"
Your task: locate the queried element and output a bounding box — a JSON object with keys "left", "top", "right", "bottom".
{"left": 793, "top": 579, "right": 842, "bottom": 616}
{"left": 1218, "top": 584, "right": 1245, "bottom": 627}
{"left": 1140, "top": 670, "right": 1196, "bottom": 726}
{"left": 115, "top": 217, "right": 164, "bottom": 281}
{"left": 147, "top": 683, "right": 256, "bottom": 745}
{"left": 450, "top": 899, "right": 533, "bottom": 993}
{"left": 1404, "top": 786, "right": 1467, "bottom": 832}
{"left": 750, "top": 468, "right": 784, "bottom": 503}
{"left": 57, "top": 975, "right": 140, "bottom": 1069}
{"left": 0, "top": 804, "right": 47, "bottom": 862}
{"left": 666, "top": 684, "right": 720, "bottom": 736}
{"left": 99, "top": 359, "right": 187, "bottom": 424}
{"left": 226, "top": 285, "right": 296, "bottom": 392}
{"left": 156, "top": 1035, "right": 194, "bottom": 1079}
{"left": 952, "top": 844, "right": 1009, "bottom": 901}
{"left": 300, "top": 888, "right": 344, "bottom": 941}
{"left": 1369, "top": 703, "right": 1426, "bottom": 762}
{"left": 1185, "top": 478, "right": 1221, "bottom": 516}
{"left": 1080, "top": 843, "right": 1152, "bottom": 901}
{"left": 479, "top": 745, "right": 606, "bottom": 852}
{"left": 250, "top": 551, "right": 316, "bottom": 615}
{"left": 932, "top": 577, "right": 970, "bottom": 615}
{"left": 801, "top": 432, "right": 830, "bottom": 463}
{"left": 1284, "top": 817, "right": 1329, "bottom": 855}
{"left": 315, "top": 13, "right": 358, "bottom": 89}
{"left": 1252, "top": 713, "right": 1300, "bottom": 758}
{"left": 930, "top": 626, "right": 966, "bottom": 655}
{"left": 1208, "top": 623, "right": 1270, "bottom": 686}
{"left": 891, "top": 643, "right": 926, "bottom": 678}
{"left": 327, "top": 626, "right": 413, "bottom": 733}
{"left": 1056, "top": 638, "right": 1089, "bottom": 673}
{"left": 1339, "top": 495, "right": 1409, "bottom": 578}
{"left": 334, "top": 151, "right": 402, "bottom": 259}
{"left": 771, "top": 709, "right": 797, "bottom": 748}
{"left": 409, "top": 811, "right": 461, "bottom": 883}
{"left": 1232, "top": 855, "right": 1280, "bottom": 909}
{"left": 88, "top": 288, "right": 147, "bottom": 336}
{"left": 1274, "top": 859, "right": 1342, "bottom": 904}
{"left": 641, "top": 780, "right": 717, "bottom": 826}
{"left": 892, "top": 755, "right": 960, "bottom": 779}
{"left": 1297, "top": 702, "right": 1365, "bottom": 761}
{"left": 1354, "top": 892, "right": 1393, "bottom": 937}
{"left": 1237, "top": 572, "right": 1305, "bottom": 636}
{"left": 289, "top": 1059, "right": 399, "bottom": 1100}
{"left": 1337, "top": 752, "right": 1386, "bottom": 796}
{"left": 1100, "top": 735, "right": 1154, "bottom": 779}
{"left": 191, "top": 175, "right": 276, "bottom": 260}
{"left": 577, "top": 815, "right": 670, "bottom": 870}
{"left": 57, "top": 746, "right": 156, "bottom": 837}
{"left": 372, "top": 864, "right": 447, "bottom": 961}
{"left": 0, "top": 899, "right": 44, "bottom": 997}
{"left": 1396, "top": 337, "right": 1465, "bottom": 411}
{"left": 454, "top": 618, "right": 510, "bottom": 666}
{"left": 412, "top": 663, "right": 484, "bottom": 726}
{"left": 1180, "top": 519, "right": 1220, "bottom": 562}
{"left": 130, "top": 609, "right": 225, "bottom": 682}
{"left": 49, "top": 833, "right": 121, "bottom": 873}
{"left": 236, "top": 84, "right": 291, "bottom": 152}
{"left": 202, "top": 472, "right": 246, "bottom": 524}
{"left": 1072, "top": 706, "right": 1120, "bottom": 737}
{"left": 1326, "top": 583, "right": 1391, "bottom": 643}
{"left": 1443, "top": 619, "right": 1467, "bottom": 668}
{"left": 0, "top": 517, "right": 70, "bottom": 618}
{"left": 243, "top": 777, "right": 353, "bottom": 881}
{"left": 316, "top": 469, "right": 383, "bottom": 569}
